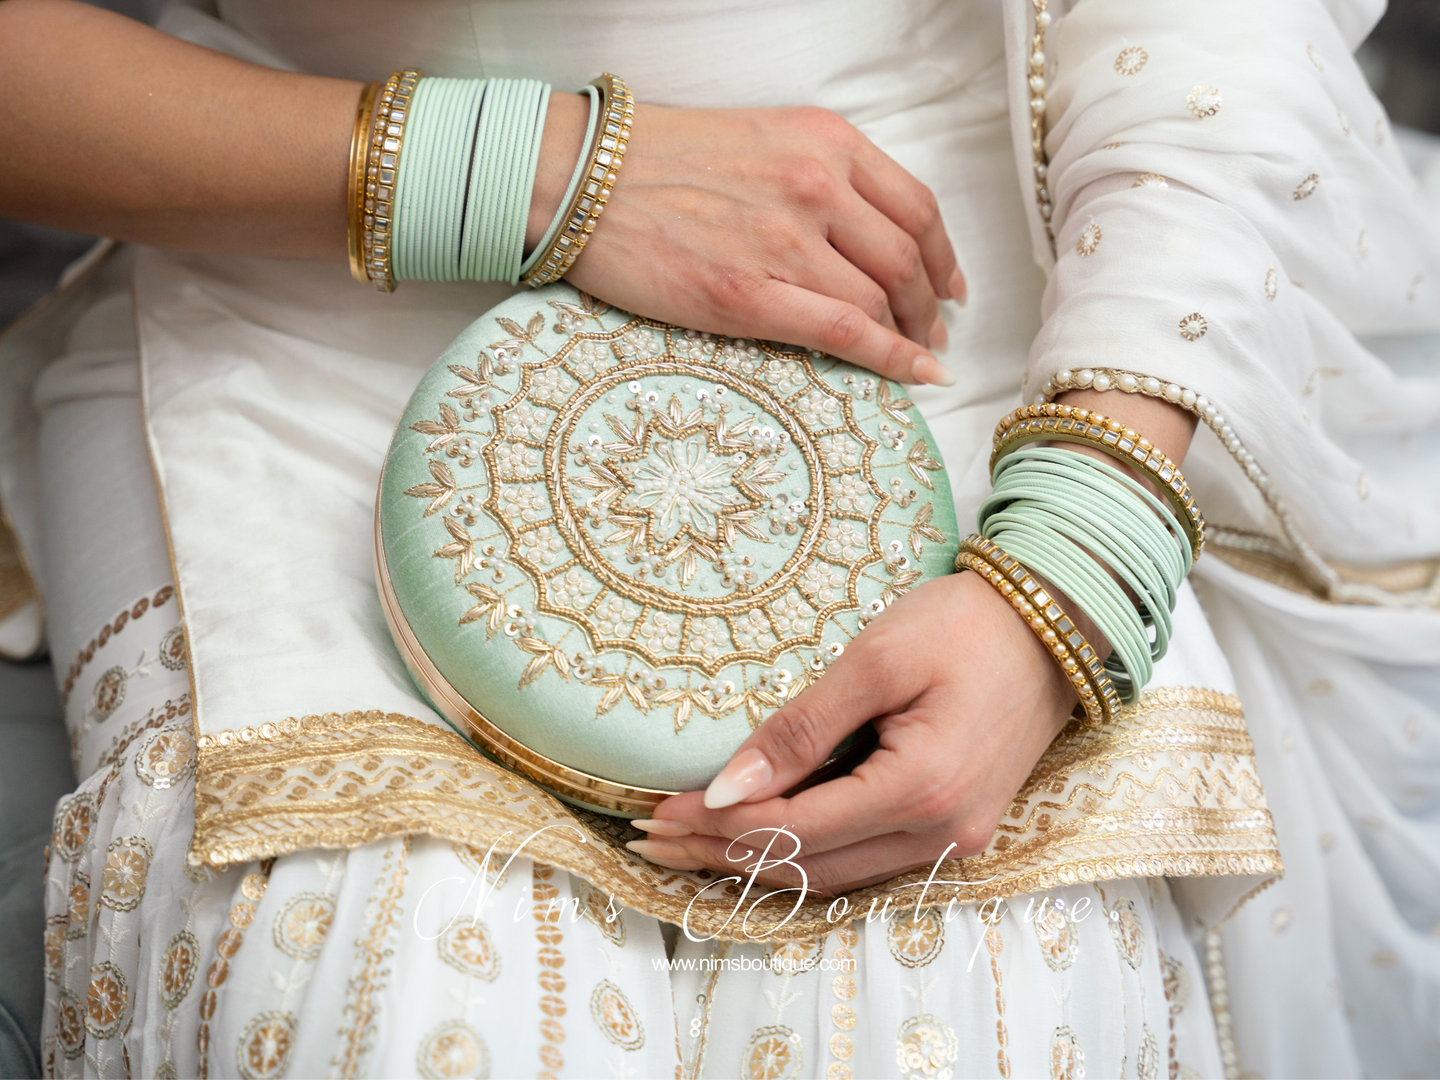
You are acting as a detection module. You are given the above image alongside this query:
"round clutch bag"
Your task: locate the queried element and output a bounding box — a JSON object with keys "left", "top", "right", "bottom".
{"left": 376, "top": 284, "right": 959, "bottom": 815}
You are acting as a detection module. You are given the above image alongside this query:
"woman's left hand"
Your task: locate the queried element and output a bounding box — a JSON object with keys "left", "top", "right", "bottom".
{"left": 628, "top": 570, "right": 1077, "bottom": 894}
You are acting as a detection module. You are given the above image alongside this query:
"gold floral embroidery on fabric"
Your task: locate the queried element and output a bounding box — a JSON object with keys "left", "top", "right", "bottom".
{"left": 886, "top": 909, "right": 945, "bottom": 968}
{"left": 1107, "top": 896, "right": 1144, "bottom": 970}
{"left": 159, "top": 930, "right": 200, "bottom": 1010}
{"left": 60, "top": 586, "right": 175, "bottom": 707}
{"left": 1186, "top": 85, "right": 1222, "bottom": 119}
{"left": 895, "top": 1015, "right": 959, "bottom": 1080}
{"left": 158, "top": 624, "right": 189, "bottom": 671}
{"left": 54, "top": 794, "right": 95, "bottom": 862}
{"left": 189, "top": 688, "right": 1279, "bottom": 942}
{"left": 56, "top": 988, "right": 86, "bottom": 1060}
{"left": 1137, "top": 1022, "right": 1160, "bottom": 1080}
{"left": 65, "top": 874, "right": 89, "bottom": 941}
{"left": 1049, "top": 1025, "right": 1085, "bottom": 1080}
{"left": 1033, "top": 898, "right": 1080, "bottom": 971}
{"left": 84, "top": 961, "right": 128, "bottom": 1040}
{"left": 100, "top": 836, "right": 152, "bottom": 913}
{"left": 44, "top": 919, "right": 64, "bottom": 983}
{"left": 403, "top": 311, "right": 947, "bottom": 732}
{"left": 590, "top": 979, "right": 645, "bottom": 1051}
{"left": 437, "top": 920, "right": 501, "bottom": 982}
{"left": 742, "top": 1025, "right": 804, "bottom": 1080}
{"left": 272, "top": 893, "right": 335, "bottom": 961}
{"left": 416, "top": 1020, "right": 490, "bottom": 1079}
{"left": 236, "top": 1011, "right": 297, "bottom": 1080}
{"left": 91, "top": 666, "right": 126, "bottom": 722}
{"left": 1114, "top": 47, "right": 1148, "bottom": 75}
{"left": 135, "top": 724, "right": 196, "bottom": 789}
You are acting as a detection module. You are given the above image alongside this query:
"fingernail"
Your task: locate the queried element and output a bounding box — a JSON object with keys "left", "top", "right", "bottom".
{"left": 928, "top": 314, "right": 948, "bottom": 351}
{"left": 625, "top": 839, "right": 704, "bottom": 870}
{"left": 913, "top": 353, "right": 956, "bottom": 388}
{"left": 703, "top": 748, "right": 773, "bottom": 809}
{"left": 949, "top": 268, "right": 967, "bottom": 306}
{"left": 630, "top": 818, "right": 692, "bottom": 838}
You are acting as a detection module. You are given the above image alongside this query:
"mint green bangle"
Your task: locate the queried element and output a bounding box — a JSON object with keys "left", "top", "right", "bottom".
{"left": 389, "top": 74, "right": 560, "bottom": 285}
{"left": 519, "top": 85, "right": 600, "bottom": 280}
{"left": 392, "top": 77, "right": 486, "bottom": 281}
{"left": 509, "top": 82, "right": 551, "bottom": 282}
{"left": 984, "top": 449, "right": 1187, "bottom": 642}
{"left": 465, "top": 77, "right": 512, "bottom": 282}
{"left": 980, "top": 449, "right": 1194, "bottom": 701}
{"left": 456, "top": 78, "right": 548, "bottom": 283}
{"left": 499, "top": 80, "right": 546, "bottom": 281}
{"left": 985, "top": 447, "right": 1189, "bottom": 619}
{"left": 989, "top": 515, "right": 1152, "bottom": 701}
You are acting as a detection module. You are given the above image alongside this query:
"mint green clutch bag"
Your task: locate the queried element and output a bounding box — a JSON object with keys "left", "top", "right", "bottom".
{"left": 376, "top": 285, "right": 958, "bottom": 815}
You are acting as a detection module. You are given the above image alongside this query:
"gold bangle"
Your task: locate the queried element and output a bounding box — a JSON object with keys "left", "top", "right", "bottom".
{"left": 361, "top": 69, "right": 422, "bottom": 293}
{"left": 521, "top": 73, "right": 634, "bottom": 287}
{"left": 347, "top": 81, "right": 381, "bottom": 284}
{"left": 956, "top": 534, "right": 1119, "bottom": 728}
{"left": 990, "top": 403, "right": 1206, "bottom": 562}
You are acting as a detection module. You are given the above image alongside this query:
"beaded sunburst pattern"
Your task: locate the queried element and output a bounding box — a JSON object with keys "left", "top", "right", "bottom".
{"left": 389, "top": 286, "right": 956, "bottom": 735}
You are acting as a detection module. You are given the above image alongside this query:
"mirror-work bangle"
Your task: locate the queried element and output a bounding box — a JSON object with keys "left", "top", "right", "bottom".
{"left": 347, "top": 81, "right": 381, "bottom": 284}
{"left": 360, "top": 69, "right": 422, "bottom": 293}
{"left": 990, "top": 403, "right": 1205, "bottom": 562}
{"left": 957, "top": 534, "right": 1119, "bottom": 728}
{"left": 522, "top": 73, "right": 633, "bottom": 287}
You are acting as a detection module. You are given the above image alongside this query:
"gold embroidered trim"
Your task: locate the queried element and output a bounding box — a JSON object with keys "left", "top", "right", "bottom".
{"left": 1207, "top": 525, "right": 1440, "bottom": 605}
{"left": 190, "top": 686, "right": 1279, "bottom": 941}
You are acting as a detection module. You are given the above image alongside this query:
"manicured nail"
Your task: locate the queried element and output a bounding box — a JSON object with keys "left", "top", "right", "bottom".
{"left": 913, "top": 353, "right": 956, "bottom": 388}
{"left": 949, "top": 268, "right": 967, "bottom": 306}
{"left": 704, "top": 748, "right": 773, "bottom": 809}
{"left": 625, "top": 839, "right": 704, "bottom": 870}
{"left": 928, "top": 314, "right": 948, "bottom": 351}
{"left": 630, "top": 818, "right": 692, "bottom": 838}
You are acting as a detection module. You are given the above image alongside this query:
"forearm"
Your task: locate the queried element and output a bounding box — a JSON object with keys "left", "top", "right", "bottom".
{"left": 0, "top": 0, "right": 357, "bottom": 259}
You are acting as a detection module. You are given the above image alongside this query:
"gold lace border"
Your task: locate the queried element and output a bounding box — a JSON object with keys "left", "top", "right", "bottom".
{"left": 191, "top": 686, "right": 1280, "bottom": 941}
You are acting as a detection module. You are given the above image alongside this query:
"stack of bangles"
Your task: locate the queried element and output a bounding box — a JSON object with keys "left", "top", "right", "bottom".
{"left": 958, "top": 402, "right": 1207, "bottom": 728}
{"left": 347, "top": 69, "right": 634, "bottom": 292}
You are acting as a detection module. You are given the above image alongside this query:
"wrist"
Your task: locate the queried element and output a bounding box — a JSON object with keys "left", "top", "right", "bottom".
{"left": 524, "top": 90, "right": 589, "bottom": 253}
{"left": 956, "top": 568, "right": 1078, "bottom": 731}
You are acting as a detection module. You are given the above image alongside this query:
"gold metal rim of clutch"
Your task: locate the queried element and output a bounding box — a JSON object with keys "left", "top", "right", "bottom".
{"left": 373, "top": 498, "right": 678, "bottom": 816}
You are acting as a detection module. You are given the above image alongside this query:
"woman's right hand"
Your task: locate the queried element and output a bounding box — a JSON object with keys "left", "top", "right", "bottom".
{"left": 529, "top": 96, "right": 965, "bottom": 386}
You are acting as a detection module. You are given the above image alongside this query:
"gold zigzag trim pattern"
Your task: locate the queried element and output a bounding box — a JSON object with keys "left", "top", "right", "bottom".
{"left": 191, "top": 686, "right": 1280, "bottom": 941}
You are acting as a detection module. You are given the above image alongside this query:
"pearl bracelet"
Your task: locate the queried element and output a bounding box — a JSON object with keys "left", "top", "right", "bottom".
{"left": 957, "top": 534, "right": 1118, "bottom": 728}
{"left": 991, "top": 403, "right": 1206, "bottom": 562}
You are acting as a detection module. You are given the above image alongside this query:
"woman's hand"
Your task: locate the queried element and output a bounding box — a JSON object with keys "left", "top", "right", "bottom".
{"left": 531, "top": 96, "right": 965, "bottom": 387}
{"left": 626, "top": 570, "right": 1076, "bottom": 895}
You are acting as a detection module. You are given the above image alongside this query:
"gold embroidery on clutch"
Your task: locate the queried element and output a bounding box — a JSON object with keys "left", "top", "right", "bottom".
{"left": 405, "top": 305, "right": 945, "bottom": 731}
